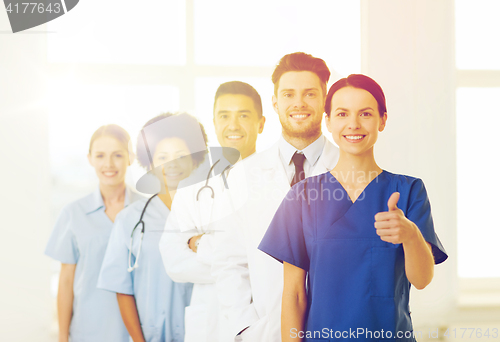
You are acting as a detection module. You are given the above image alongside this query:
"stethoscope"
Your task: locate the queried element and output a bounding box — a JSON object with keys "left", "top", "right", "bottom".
{"left": 127, "top": 159, "right": 232, "bottom": 272}
{"left": 196, "top": 159, "right": 231, "bottom": 201}
{"left": 127, "top": 193, "right": 158, "bottom": 272}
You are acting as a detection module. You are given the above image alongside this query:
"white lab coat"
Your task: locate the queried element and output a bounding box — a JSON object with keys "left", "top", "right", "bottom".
{"left": 211, "top": 139, "right": 339, "bottom": 342}
{"left": 160, "top": 162, "right": 234, "bottom": 342}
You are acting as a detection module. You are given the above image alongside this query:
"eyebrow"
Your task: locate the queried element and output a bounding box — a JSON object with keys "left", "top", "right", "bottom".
{"left": 217, "top": 110, "right": 253, "bottom": 114}
{"left": 156, "top": 150, "right": 188, "bottom": 155}
{"left": 335, "top": 107, "right": 375, "bottom": 112}
{"left": 280, "top": 88, "right": 319, "bottom": 93}
{"left": 94, "top": 150, "right": 126, "bottom": 154}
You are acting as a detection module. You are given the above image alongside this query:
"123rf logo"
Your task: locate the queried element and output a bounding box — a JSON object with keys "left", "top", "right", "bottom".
{"left": 3, "top": 0, "right": 79, "bottom": 33}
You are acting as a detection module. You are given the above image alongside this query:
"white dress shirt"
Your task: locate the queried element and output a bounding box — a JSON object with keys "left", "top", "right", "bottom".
{"left": 278, "top": 134, "right": 327, "bottom": 184}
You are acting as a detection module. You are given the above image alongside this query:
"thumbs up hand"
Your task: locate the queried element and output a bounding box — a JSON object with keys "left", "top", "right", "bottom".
{"left": 374, "top": 192, "right": 418, "bottom": 245}
{"left": 387, "top": 192, "right": 400, "bottom": 211}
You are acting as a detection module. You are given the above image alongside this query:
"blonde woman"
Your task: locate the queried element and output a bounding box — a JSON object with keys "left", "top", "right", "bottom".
{"left": 45, "top": 124, "right": 141, "bottom": 342}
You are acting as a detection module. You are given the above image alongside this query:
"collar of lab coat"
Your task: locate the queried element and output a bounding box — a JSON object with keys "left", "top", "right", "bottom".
{"left": 211, "top": 147, "right": 234, "bottom": 176}
{"left": 84, "top": 186, "right": 132, "bottom": 215}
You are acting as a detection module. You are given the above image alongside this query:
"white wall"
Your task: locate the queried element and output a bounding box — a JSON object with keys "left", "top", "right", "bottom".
{"left": 0, "top": 11, "right": 54, "bottom": 342}
{"left": 362, "top": 0, "right": 458, "bottom": 329}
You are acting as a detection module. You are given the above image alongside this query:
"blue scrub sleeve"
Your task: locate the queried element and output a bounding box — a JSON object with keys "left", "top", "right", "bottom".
{"left": 258, "top": 182, "right": 310, "bottom": 271}
{"left": 45, "top": 206, "right": 79, "bottom": 264}
{"left": 97, "top": 211, "right": 134, "bottom": 295}
{"left": 406, "top": 179, "right": 448, "bottom": 264}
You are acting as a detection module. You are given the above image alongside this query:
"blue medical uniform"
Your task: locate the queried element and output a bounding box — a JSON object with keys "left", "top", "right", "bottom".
{"left": 45, "top": 187, "right": 141, "bottom": 342}
{"left": 258, "top": 171, "right": 448, "bottom": 342}
{"left": 97, "top": 196, "right": 192, "bottom": 342}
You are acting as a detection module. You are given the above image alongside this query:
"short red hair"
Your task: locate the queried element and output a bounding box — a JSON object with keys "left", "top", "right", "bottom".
{"left": 272, "top": 52, "right": 330, "bottom": 95}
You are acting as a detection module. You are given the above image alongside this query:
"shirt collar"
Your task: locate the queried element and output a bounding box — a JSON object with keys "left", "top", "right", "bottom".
{"left": 278, "top": 134, "right": 326, "bottom": 167}
{"left": 214, "top": 148, "right": 256, "bottom": 177}
{"left": 214, "top": 152, "right": 234, "bottom": 176}
{"left": 85, "top": 186, "right": 132, "bottom": 215}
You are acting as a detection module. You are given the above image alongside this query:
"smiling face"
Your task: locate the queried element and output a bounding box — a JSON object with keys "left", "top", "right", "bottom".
{"left": 88, "top": 136, "right": 130, "bottom": 187}
{"left": 272, "top": 71, "right": 325, "bottom": 143}
{"left": 152, "top": 137, "right": 197, "bottom": 190}
{"left": 326, "top": 86, "right": 387, "bottom": 157}
{"left": 213, "top": 94, "right": 265, "bottom": 159}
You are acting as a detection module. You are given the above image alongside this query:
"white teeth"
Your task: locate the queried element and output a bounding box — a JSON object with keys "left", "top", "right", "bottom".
{"left": 291, "top": 114, "right": 308, "bottom": 119}
{"left": 345, "top": 135, "right": 364, "bottom": 140}
{"left": 227, "top": 136, "right": 243, "bottom": 139}
{"left": 165, "top": 173, "right": 181, "bottom": 177}
{"left": 103, "top": 172, "right": 116, "bottom": 176}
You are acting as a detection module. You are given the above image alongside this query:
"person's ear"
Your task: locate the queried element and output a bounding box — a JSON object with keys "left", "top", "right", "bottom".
{"left": 325, "top": 114, "right": 333, "bottom": 133}
{"left": 128, "top": 152, "right": 136, "bottom": 166}
{"left": 87, "top": 153, "right": 94, "bottom": 167}
{"left": 127, "top": 140, "right": 135, "bottom": 165}
{"left": 258, "top": 116, "right": 266, "bottom": 134}
{"left": 272, "top": 94, "right": 279, "bottom": 114}
{"left": 319, "top": 93, "right": 326, "bottom": 114}
{"left": 379, "top": 112, "right": 388, "bottom": 132}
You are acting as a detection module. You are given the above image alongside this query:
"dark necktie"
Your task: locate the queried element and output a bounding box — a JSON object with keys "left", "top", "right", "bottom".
{"left": 291, "top": 152, "right": 306, "bottom": 187}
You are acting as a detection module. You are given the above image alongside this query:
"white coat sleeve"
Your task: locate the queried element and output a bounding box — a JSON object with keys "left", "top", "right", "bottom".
{"left": 211, "top": 205, "right": 260, "bottom": 339}
{"left": 159, "top": 189, "right": 214, "bottom": 284}
{"left": 195, "top": 233, "right": 216, "bottom": 265}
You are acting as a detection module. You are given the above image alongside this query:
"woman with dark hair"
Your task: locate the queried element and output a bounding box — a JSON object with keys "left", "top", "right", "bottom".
{"left": 45, "top": 124, "right": 141, "bottom": 342}
{"left": 258, "top": 75, "right": 448, "bottom": 342}
{"left": 97, "top": 112, "right": 207, "bottom": 342}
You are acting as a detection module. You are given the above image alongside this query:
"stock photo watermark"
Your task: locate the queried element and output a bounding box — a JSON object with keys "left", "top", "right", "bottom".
{"left": 3, "top": 0, "right": 79, "bottom": 33}
{"left": 277, "top": 170, "right": 381, "bottom": 204}
{"left": 290, "top": 327, "right": 500, "bottom": 340}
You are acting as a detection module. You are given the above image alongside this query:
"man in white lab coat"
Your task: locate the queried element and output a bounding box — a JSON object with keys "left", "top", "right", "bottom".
{"left": 212, "top": 52, "right": 340, "bottom": 341}
{"left": 160, "top": 81, "right": 266, "bottom": 342}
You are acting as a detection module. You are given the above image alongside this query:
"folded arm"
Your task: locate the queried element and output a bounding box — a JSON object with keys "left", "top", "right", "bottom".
{"left": 160, "top": 196, "right": 213, "bottom": 284}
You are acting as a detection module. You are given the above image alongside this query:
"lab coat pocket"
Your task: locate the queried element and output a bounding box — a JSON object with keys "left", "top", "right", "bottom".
{"left": 370, "top": 246, "right": 397, "bottom": 298}
{"left": 141, "top": 325, "right": 161, "bottom": 342}
{"left": 240, "top": 315, "right": 269, "bottom": 342}
{"left": 184, "top": 304, "right": 208, "bottom": 341}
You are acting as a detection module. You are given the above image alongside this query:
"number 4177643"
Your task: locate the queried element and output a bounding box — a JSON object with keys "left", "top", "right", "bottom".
{"left": 6, "top": 3, "right": 62, "bottom": 14}
{"left": 443, "top": 328, "right": 499, "bottom": 339}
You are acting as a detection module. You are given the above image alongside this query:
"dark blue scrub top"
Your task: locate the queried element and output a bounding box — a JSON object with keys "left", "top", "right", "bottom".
{"left": 258, "top": 171, "right": 447, "bottom": 342}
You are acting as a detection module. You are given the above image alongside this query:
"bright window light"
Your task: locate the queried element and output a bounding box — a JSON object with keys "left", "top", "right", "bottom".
{"left": 457, "top": 87, "right": 500, "bottom": 277}
{"left": 194, "top": 0, "right": 361, "bottom": 76}
{"left": 455, "top": 0, "right": 500, "bottom": 70}
{"left": 48, "top": 82, "right": 180, "bottom": 190}
{"left": 48, "top": 0, "right": 186, "bottom": 65}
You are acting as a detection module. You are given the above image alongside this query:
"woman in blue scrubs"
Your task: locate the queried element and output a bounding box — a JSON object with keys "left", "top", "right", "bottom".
{"left": 258, "top": 74, "right": 448, "bottom": 342}
{"left": 97, "top": 113, "right": 207, "bottom": 342}
{"left": 45, "top": 124, "right": 140, "bottom": 342}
